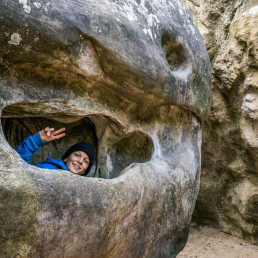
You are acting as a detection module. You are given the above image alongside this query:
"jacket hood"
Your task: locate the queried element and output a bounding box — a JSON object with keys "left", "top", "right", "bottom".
{"left": 43, "top": 158, "right": 69, "bottom": 171}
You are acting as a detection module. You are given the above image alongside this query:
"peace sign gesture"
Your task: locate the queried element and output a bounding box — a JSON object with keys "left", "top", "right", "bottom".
{"left": 39, "top": 127, "right": 66, "bottom": 143}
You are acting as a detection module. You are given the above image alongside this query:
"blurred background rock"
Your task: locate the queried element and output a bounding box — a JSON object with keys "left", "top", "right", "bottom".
{"left": 183, "top": 0, "right": 258, "bottom": 244}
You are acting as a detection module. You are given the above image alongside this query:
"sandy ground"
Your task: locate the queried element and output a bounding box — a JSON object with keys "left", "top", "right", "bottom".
{"left": 177, "top": 223, "right": 258, "bottom": 258}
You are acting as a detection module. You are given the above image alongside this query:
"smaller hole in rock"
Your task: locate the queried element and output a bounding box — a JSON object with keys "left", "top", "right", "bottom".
{"left": 161, "top": 32, "right": 188, "bottom": 71}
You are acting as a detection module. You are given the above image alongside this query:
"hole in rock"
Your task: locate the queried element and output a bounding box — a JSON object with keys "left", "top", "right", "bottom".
{"left": 1, "top": 105, "right": 153, "bottom": 179}
{"left": 161, "top": 32, "right": 189, "bottom": 71}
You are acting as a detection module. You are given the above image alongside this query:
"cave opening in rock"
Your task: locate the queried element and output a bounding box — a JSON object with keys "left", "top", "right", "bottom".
{"left": 1, "top": 104, "right": 154, "bottom": 179}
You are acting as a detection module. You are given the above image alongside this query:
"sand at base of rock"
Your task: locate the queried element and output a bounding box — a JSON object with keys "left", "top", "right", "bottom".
{"left": 177, "top": 223, "right": 258, "bottom": 258}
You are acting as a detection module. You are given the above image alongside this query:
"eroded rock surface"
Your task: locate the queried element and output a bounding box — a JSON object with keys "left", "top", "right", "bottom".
{"left": 0, "top": 0, "right": 211, "bottom": 257}
{"left": 183, "top": 0, "right": 258, "bottom": 244}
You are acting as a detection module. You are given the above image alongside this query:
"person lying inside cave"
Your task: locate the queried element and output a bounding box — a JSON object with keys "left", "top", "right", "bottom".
{"left": 16, "top": 127, "right": 95, "bottom": 176}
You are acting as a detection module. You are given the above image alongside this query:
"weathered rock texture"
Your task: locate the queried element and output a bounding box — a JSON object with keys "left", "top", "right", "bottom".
{"left": 183, "top": 0, "right": 258, "bottom": 244}
{"left": 0, "top": 0, "right": 211, "bottom": 257}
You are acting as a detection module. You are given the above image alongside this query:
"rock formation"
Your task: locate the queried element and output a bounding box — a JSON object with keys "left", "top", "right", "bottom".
{"left": 0, "top": 0, "right": 211, "bottom": 257}
{"left": 183, "top": 0, "right": 258, "bottom": 244}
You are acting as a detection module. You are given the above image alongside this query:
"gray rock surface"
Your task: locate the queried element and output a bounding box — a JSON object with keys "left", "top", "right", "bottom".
{"left": 183, "top": 0, "right": 258, "bottom": 244}
{"left": 0, "top": 0, "right": 211, "bottom": 257}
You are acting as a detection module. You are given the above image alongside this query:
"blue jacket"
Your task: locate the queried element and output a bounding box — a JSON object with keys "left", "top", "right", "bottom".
{"left": 16, "top": 132, "right": 69, "bottom": 172}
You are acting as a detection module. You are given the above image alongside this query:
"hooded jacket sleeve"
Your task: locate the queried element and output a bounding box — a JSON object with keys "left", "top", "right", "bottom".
{"left": 16, "top": 132, "right": 45, "bottom": 163}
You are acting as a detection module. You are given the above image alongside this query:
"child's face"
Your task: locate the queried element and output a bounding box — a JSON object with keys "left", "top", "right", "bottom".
{"left": 63, "top": 151, "right": 90, "bottom": 175}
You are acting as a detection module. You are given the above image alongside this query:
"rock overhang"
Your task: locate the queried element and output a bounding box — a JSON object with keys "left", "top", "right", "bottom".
{"left": 0, "top": 0, "right": 212, "bottom": 121}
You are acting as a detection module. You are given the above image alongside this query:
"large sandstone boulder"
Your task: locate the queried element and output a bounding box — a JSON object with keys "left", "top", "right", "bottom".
{"left": 0, "top": 0, "right": 211, "bottom": 257}
{"left": 183, "top": 0, "right": 258, "bottom": 244}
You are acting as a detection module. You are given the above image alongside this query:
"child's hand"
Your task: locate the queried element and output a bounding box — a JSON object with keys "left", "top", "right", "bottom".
{"left": 39, "top": 127, "right": 66, "bottom": 142}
